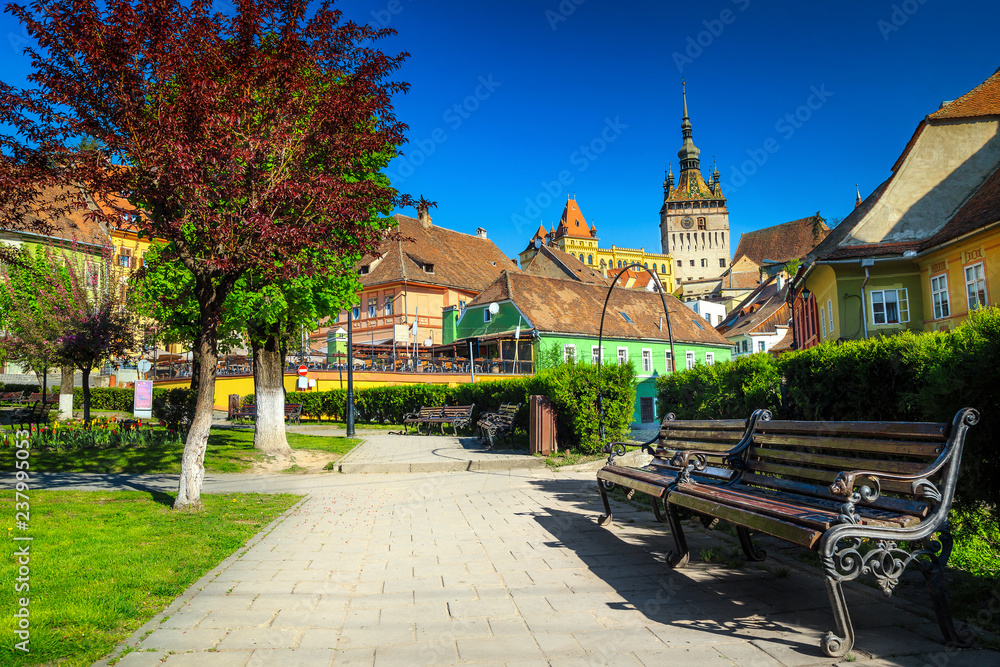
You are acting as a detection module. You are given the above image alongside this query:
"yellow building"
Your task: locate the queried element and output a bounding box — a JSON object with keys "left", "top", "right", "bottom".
{"left": 518, "top": 198, "right": 674, "bottom": 283}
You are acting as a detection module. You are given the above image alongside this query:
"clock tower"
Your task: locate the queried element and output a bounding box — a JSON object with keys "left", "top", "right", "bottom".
{"left": 659, "top": 82, "right": 730, "bottom": 287}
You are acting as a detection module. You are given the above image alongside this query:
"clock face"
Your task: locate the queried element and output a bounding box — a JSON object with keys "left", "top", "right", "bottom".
{"left": 680, "top": 216, "right": 695, "bottom": 230}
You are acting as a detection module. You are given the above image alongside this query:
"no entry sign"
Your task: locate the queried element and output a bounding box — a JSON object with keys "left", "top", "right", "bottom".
{"left": 298, "top": 364, "right": 308, "bottom": 377}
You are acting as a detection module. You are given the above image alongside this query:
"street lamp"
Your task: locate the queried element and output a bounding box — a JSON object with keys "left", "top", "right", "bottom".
{"left": 346, "top": 310, "right": 355, "bottom": 437}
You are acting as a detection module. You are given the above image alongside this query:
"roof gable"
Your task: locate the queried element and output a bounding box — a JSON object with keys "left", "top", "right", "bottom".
{"left": 733, "top": 215, "right": 830, "bottom": 266}
{"left": 928, "top": 67, "right": 1000, "bottom": 121}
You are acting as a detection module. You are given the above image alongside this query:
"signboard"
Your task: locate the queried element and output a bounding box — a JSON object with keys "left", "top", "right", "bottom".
{"left": 298, "top": 364, "right": 308, "bottom": 377}
{"left": 133, "top": 380, "right": 153, "bottom": 419}
{"left": 137, "top": 359, "right": 152, "bottom": 374}
{"left": 297, "top": 376, "right": 309, "bottom": 390}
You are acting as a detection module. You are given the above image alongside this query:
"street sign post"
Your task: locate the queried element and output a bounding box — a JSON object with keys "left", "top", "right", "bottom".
{"left": 298, "top": 365, "right": 308, "bottom": 377}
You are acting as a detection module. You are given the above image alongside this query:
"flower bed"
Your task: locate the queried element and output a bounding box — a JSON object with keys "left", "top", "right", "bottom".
{"left": 4, "top": 416, "right": 179, "bottom": 450}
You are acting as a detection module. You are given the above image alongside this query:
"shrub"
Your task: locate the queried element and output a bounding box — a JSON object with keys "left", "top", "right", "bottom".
{"left": 151, "top": 387, "right": 197, "bottom": 431}
{"left": 71, "top": 387, "right": 134, "bottom": 411}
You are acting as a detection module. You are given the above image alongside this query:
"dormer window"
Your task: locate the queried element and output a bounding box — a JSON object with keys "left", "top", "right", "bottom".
{"left": 359, "top": 265, "right": 370, "bottom": 275}
{"left": 620, "top": 311, "right": 633, "bottom": 324}
{"left": 423, "top": 263, "right": 434, "bottom": 273}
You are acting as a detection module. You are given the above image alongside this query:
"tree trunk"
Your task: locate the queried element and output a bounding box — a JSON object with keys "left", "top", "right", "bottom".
{"left": 81, "top": 367, "right": 91, "bottom": 423}
{"left": 175, "top": 273, "right": 230, "bottom": 511}
{"left": 59, "top": 363, "right": 74, "bottom": 420}
{"left": 252, "top": 331, "right": 292, "bottom": 457}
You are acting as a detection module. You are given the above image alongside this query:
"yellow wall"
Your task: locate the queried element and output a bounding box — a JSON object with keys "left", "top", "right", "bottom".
{"left": 918, "top": 227, "right": 1000, "bottom": 332}
{"left": 156, "top": 371, "right": 520, "bottom": 411}
{"left": 804, "top": 264, "right": 839, "bottom": 342}
{"left": 555, "top": 236, "right": 674, "bottom": 285}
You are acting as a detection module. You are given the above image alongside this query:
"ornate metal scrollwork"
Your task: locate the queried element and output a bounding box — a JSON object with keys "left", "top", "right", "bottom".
{"left": 823, "top": 534, "right": 949, "bottom": 598}
{"left": 603, "top": 441, "right": 627, "bottom": 466}
{"left": 670, "top": 452, "right": 708, "bottom": 485}
{"left": 831, "top": 474, "right": 881, "bottom": 525}
{"left": 912, "top": 477, "right": 942, "bottom": 506}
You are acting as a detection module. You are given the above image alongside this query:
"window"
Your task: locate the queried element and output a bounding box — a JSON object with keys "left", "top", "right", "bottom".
{"left": 459, "top": 300, "right": 466, "bottom": 314}
{"left": 758, "top": 341, "right": 765, "bottom": 352}
{"left": 820, "top": 306, "right": 827, "bottom": 337}
{"left": 620, "top": 311, "right": 634, "bottom": 324}
{"left": 563, "top": 344, "right": 576, "bottom": 364}
{"left": 483, "top": 308, "right": 492, "bottom": 323}
{"left": 423, "top": 263, "right": 434, "bottom": 273}
{"left": 367, "top": 298, "right": 377, "bottom": 318}
{"left": 384, "top": 296, "right": 394, "bottom": 316}
{"left": 742, "top": 340, "right": 749, "bottom": 353}
{"left": 661, "top": 264, "right": 666, "bottom": 274}
{"left": 677, "top": 260, "right": 682, "bottom": 267}
{"left": 592, "top": 346, "right": 604, "bottom": 365}
{"left": 351, "top": 306, "right": 360, "bottom": 320}
{"left": 588, "top": 254, "right": 593, "bottom": 265}
{"left": 689, "top": 260, "right": 695, "bottom": 266}
{"left": 827, "top": 300, "right": 834, "bottom": 334}
{"left": 664, "top": 351, "right": 674, "bottom": 372}
{"left": 359, "top": 265, "right": 370, "bottom": 274}
{"left": 640, "top": 397, "right": 655, "bottom": 423}
{"left": 685, "top": 351, "right": 696, "bottom": 370}
{"left": 966, "top": 263, "right": 987, "bottom": 310}
{"left": 706, "top": 352, "right": 714, "bottom": 365}
{"left": 141, "top": 253, "right": 148, "bottom": 268}
{"left": 719, "top": 258, "right": 726, "bottom": 268}
{"left": 930, "top": 274, "right": 950, "bottom": 319}
{"left": 617, "top": 347, "right": 629, "bottom": 365}
{"left": 118, "top": 247, "right": 132, "bottom": 268}
{"left": 870, "top": 288, "right": 909, "bottom": 325}
{"left": 697, "top": 217, "right": 707, "bottom": 230}
{"left": 700, "top": 258, "right": 707, "bottom": 267}
{"left": 641, "top": 349, "right": 652, "bottom": 372}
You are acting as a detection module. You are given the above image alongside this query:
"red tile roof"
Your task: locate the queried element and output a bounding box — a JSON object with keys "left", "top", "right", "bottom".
{"left": 3, "top": 184, "right": 112, "bottom": 248}
{"left": 359, "top": 214, "right": 518, "bottom": 292}
{"left": 733, "top": 215, "right": 831, "bottom": 266}
{"left": 468, "top": 272, "right": 730, "bottom": 347}
{"left": 928, "top": 67, "right": 1000, "bottom": 120}
{"left": 521, "top": 245, "right": 610, "bottom": 285}
{"left": 553, "top": 198, "right": 594, "bottom": 240}
{"left": 824, "top": 240, "right": 922, "bottom": 260}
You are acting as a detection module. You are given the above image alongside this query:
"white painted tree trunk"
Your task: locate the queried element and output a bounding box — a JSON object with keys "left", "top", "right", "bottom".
{"left": 59, "top": 364, "right": 74, "bottom": 420}
{"left": 252, "top": 335, "right": 292, "bottom": 458}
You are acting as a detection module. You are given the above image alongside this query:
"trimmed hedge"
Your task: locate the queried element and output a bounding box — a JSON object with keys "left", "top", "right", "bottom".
{"left": 248, "top": 362, "right": 637, "bottom": 453}
{"left": 655, "top": 307, "right": 1000, "bottom": 516}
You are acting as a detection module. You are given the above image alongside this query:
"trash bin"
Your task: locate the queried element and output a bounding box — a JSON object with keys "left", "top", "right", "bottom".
{"left": 529, "top": 395, "right": 557, "bottom": 455}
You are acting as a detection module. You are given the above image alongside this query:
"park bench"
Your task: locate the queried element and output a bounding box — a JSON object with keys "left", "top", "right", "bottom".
{"left": 477, "top": 402, "right": 522, "bottom": 450}
{"left": 596, "top": 407, "right": 979, "bottom": 658}
{"left": 231, "top": 401, "right": 257, "bottom": 423}
{"left": 402, "top": 406, "right": 444, "bottom": 434}
{"left": 9, "top": 400, "right": 54, "bottom": 430}
{"left": 423, "top": 404, "right": 475, "bottom": 436}
{"left": 285, "top": 403, "right": 303, "bottom": 424}
{"left": 28, "top": 392, "right": 58, "bottom": 404}
{"left": 0, "top": 391, "right": 24, "bottom": 405}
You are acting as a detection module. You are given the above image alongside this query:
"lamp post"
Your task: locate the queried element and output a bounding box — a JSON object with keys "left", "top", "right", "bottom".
{"left": 346, "top": 309, "right": 355, "bottom": 437}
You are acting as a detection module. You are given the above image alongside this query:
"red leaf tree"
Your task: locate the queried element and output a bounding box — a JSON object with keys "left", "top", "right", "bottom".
{"left": 0, "top": 0, "right": 410, "bottom": 509}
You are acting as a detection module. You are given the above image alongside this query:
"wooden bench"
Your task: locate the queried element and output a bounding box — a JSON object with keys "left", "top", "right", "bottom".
{"left": 423, "top": 404, "right": 475, "bottom": 436}
{"left": 27, "top": 392, "right": 58, "bottom": 405}
{"left": 477, "top": 403, "right": 521, "bottom": 450}
{"left": 0, "top": 391, "right": 25, "bottom": 406}
{"left": 402, "top": 406, "right": 444, "bottom": 434}
{"left": 285, "top": 403, "right": 303, "bottom": 424}
{"left": 597, "top": 408, "right": 979, "bottom": 658}
{"left": 597, "top": 410, "right": 769, "bottom": 534}
{"left": 231, "top": 402, "right": 257, "bottom": 423}
{"left": 10, "top": 401, "right": 54, "bottom": 429}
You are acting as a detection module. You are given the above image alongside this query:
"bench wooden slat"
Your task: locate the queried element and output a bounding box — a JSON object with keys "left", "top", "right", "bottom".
{"left": 739, "top": 473, "right": 929, "bottom": 518}
{"left": 660, "top": 428, "right": 749, "bottom": 442}
{"left": 759, "top": 420, "right": 947, "bottom": 441}
{"left": 660, "top": 419, "right": 747, "bottom": 432}
{"left": 751, "top": 447, "right": 931, "bottom": 476}
{"left": 655, "top": 440, "right": 743, "bottom": 455}
{"left": 753, "top": 433, "right": 943, "bottom": 457}
{"left": 746, "top": 459, "right": 917, "bottom": 495}
{"left": 669, "top": 490, "right": 824, "bottom": 549}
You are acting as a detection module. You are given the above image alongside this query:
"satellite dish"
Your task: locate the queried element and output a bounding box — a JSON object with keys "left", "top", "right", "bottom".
{"left": 533, "top": 238, "right": 542, "bottom": 249}
{"left": 488, "top": 302, "right": 499, "bottom": 315}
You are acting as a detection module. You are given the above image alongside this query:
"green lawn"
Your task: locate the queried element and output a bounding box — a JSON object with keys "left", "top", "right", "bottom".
{"left": 0, "top": 491, "right": 301, "bottom": 666}
{"left": 0, "top": 428, "right": 361, "bottom": 474}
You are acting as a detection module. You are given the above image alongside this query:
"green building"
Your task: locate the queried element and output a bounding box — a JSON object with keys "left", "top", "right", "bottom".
{"left": 445, "top": 270, "right": 733, "bottom": 426}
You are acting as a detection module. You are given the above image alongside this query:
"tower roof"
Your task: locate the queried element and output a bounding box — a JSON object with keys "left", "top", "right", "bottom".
{"left": 555, "top": 198, "right": 593, "bottom": 239}
{"left": 677, "top": 81, "right": 701, "bottom": 170}
{"left": 664, "top": 82, "right": 724, "bottom": 202}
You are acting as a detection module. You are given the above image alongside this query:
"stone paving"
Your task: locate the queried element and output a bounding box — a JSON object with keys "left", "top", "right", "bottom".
{"left": 86, "top": 445, "right": 998, "bottom": 667}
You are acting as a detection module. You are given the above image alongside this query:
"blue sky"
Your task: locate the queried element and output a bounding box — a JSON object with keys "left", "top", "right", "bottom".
{"left": 1, "top": 0, "right": 998, "bottom": 262}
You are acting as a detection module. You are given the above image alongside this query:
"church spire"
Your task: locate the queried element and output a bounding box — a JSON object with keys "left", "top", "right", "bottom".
{"left": 855, "top": 184, "right": 863, "bottom": 208}
{"left": 677, "top": 80, "right": 701, "bottom": 172}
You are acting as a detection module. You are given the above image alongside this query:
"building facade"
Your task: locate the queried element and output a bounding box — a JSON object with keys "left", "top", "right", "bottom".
{"left": 659, "top": 84, "right": 730, "bottom": 286}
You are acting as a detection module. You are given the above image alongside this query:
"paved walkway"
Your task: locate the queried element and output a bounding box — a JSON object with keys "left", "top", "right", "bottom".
{"left": 83, "top": 450, "right": 995, "bottom": 666}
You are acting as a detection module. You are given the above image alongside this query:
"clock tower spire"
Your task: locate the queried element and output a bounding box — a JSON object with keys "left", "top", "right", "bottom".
{"left": 658, "top": 81, "right": 731, "bottom": 288}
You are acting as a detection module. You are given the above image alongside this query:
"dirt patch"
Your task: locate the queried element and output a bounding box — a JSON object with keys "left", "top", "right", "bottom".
{"left": 251, "top": 449, "right": 338, "bottom": 474}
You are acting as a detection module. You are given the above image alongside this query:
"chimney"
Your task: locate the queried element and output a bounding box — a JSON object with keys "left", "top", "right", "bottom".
{"left": 417, "top": 202, "right": 432, "bottom": 228}
{"left": 476, "top": 227, "right": 487, "bottom": 239}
